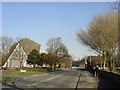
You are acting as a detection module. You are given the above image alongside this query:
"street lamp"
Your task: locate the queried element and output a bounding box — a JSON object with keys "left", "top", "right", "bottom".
{"left": 90, "top": 55, "right": 91, "bottom": 66}
{"left": 88, "top": 49, "right": 92, "bottom": 66}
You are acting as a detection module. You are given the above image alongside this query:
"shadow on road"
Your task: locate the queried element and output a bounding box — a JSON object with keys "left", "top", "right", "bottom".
{"left": 2, "top": 82, "right": 23, "bottom": 90}
{"left": 75, "top": 68, "right": 87, "bottom": 71}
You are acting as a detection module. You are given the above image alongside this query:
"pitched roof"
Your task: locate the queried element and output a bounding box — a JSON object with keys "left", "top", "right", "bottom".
{"left": 18, "top": 38, "right": 41, "bottom": 55}
{"left": 2, "top": 43, "right": 18, "bottom": 65}
{"left": 3, "top": 38, "right": 41, "bottom": 65}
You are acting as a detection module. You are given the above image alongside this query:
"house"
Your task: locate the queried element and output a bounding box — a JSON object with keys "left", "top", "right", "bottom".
{"left": 3, "top": 38, "right": 41, "bottom": 68}
{"left": 72, "top": 61, "right": 80, "bottom": 67}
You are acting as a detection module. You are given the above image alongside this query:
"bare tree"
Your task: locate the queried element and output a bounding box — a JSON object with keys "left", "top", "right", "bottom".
{"left": 15, "top": 37, "right": 23, "bottom": 42}
{"left": 0, "top": 51, "right": 2, "bottom": 66}
{"left": 0, "top": 36, "right": 14, "bottom": 55}
{"left": 114, "top": 0, "right": 119, "bottom": 9}
{"left": 47, "top": 37, "right": 62, "bottom": 53}
{"left": 46, "top": 37, "right": 71, "bottom": 70}
{"left": 77, "top": 10, "right": 118, "bottom": 71}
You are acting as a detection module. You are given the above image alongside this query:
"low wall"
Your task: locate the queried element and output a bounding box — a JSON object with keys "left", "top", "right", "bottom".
{"left": 99, "top": 70, "right": 120, "bottom": 85}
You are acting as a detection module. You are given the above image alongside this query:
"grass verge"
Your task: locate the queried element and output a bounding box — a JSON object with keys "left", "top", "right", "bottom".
{"left": 8, "top": 71, "right": 42, "bottom": 74}
{"left": 0, "top": 77, "right": 12, "bottom": 81}
{"left": 102, "top": 69, "right": 120, "bottom": 75}
{"left": 55, "top": 68, "right": 70, "bottom": 71}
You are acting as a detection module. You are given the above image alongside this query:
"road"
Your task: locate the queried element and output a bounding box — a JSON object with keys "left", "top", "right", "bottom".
{"left": 1, "top": 68, "right": 119, "bottom": 89}
{"left": 1, "top": 69, "right": 80, "bottom": 89}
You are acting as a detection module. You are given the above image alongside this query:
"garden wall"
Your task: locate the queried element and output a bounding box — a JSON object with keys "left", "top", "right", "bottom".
{"left": 99, "top": 70, "right": 120, "bottom": 85}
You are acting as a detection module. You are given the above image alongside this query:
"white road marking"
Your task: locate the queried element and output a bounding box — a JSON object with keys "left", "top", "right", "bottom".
{"left": 27, "top": 82, "right": 38, "bottom": 86}
{"left": 24, "top": 73, "right": 48, "bottom": 79}
{"left": 27, "top": 74, "right": 62, "bottom": 86}
{"left": 41, "top": 74, "right": 62, "bottom": 82}
{"left": 32, "top": 73, "right": 48, "bottom": 77}
{"left": 24, "top": 78, "right": 28, "bottom": 79}
{"left": 31, "top": 83, "right": 38, "bottom": 85}
{"left": 32, "top": 75, "right": 38, "bottom": 76}
{"left": 24, "top": 77, "right": 33, "bottom": 79}
{"left": 45, "top": 76, "right": 55, "bottom": 81}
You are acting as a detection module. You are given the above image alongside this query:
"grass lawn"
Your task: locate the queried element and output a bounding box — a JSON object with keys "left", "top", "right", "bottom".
{"left": 102, "top": 69, "right": 120, "bottom": 75}
{"left": 9, "top": 71, "right": 42, "bottom": 74}
{"left": 0, "top": 77, "right": 12, "bottom": 81}
{"left": 55, "top": 68, "right": 69, "bottom": 70}
{"left": 56, "top": 68, "right": 63, "bottom": 70}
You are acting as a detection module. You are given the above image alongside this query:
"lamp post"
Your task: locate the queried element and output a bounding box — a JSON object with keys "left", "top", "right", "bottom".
{"left": 85, "top": 56, "right": 87, "bottom": 67}
{"left": 88, "top": 49, "right": 92, "bottom": 66}
{"left": 90, "top": 55, "right": 91, "bottom": 66}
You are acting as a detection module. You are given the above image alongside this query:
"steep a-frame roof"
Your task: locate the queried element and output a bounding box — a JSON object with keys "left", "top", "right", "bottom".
{"left": 18, "top": 38, "right": 41, "bottom": 55}
{"left": 2, "top": 43, "right": 18, "bottom": 65}
{"left": 2, "top": 38, "right": 41, "bottom": 65}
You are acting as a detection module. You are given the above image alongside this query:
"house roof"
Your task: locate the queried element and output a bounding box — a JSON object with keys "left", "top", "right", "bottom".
{"left": 18, "top": 38, "right": 41, "bottom": 55}
{"left": 2, "top": 43, "right": 18, "bottom": 65}
{"left": 2, "top": 38, "right": 41, "bottom": 65}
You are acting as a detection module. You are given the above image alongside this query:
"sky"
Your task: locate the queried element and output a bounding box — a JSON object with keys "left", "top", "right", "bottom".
{"left": 2, "top": 2, "right": 113, "bottom": 60}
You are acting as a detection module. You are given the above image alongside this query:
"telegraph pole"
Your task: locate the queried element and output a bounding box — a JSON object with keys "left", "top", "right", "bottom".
{"left": 90, "top": 55, "right": 91, "bottom": 66}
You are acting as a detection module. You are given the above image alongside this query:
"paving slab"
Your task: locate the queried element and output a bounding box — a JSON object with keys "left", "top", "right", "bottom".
{"left": 78, "top": 70, "right": 99, "bottom": 88}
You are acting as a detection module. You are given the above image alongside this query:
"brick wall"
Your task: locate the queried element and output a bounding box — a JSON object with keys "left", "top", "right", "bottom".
{"left": 99, "top": 70, "right": 120, "bottom": 85}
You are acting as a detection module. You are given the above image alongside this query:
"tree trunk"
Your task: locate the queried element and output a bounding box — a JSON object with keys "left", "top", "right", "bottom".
{"left": 52, "top": 64, "right": 54, "bottom": 71}
{"left": 100, "top": 60, "right": 102, "bottom": 70}
{"left": 103, "top": 56, "right": 106, "bottom": 70}
{"left": 20, "top": 61, "right": 22, "bottom": 68}
{"left": 110, "top": 56, "right": 114, "bottom": 71}
{"left": 33, "top": 64, "right": 36, "bottom": 68}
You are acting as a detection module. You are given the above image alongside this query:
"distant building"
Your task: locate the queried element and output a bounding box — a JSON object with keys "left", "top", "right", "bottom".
{"left": 72, "top": 61, "right": 80, "bottom": 67}
{"left": 3, "top": 38, "right": 41, "bottom": 68}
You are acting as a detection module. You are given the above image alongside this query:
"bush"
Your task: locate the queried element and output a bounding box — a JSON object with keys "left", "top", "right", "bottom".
{"left": 2, "top": 67, "right": 9, "bottom": 70}
{"left": 2, "top": 67, "right": 52, "bottom": 72}
{"left": 21, "top": 67, "right": 50, "bottom": 72}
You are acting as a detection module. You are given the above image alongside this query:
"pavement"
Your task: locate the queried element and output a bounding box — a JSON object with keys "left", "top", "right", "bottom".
{"left": 0, "top": 68, "right": 119, "bottom": 89}
{"left": 78, "top": 70, "right": 99, "bottom": 88}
